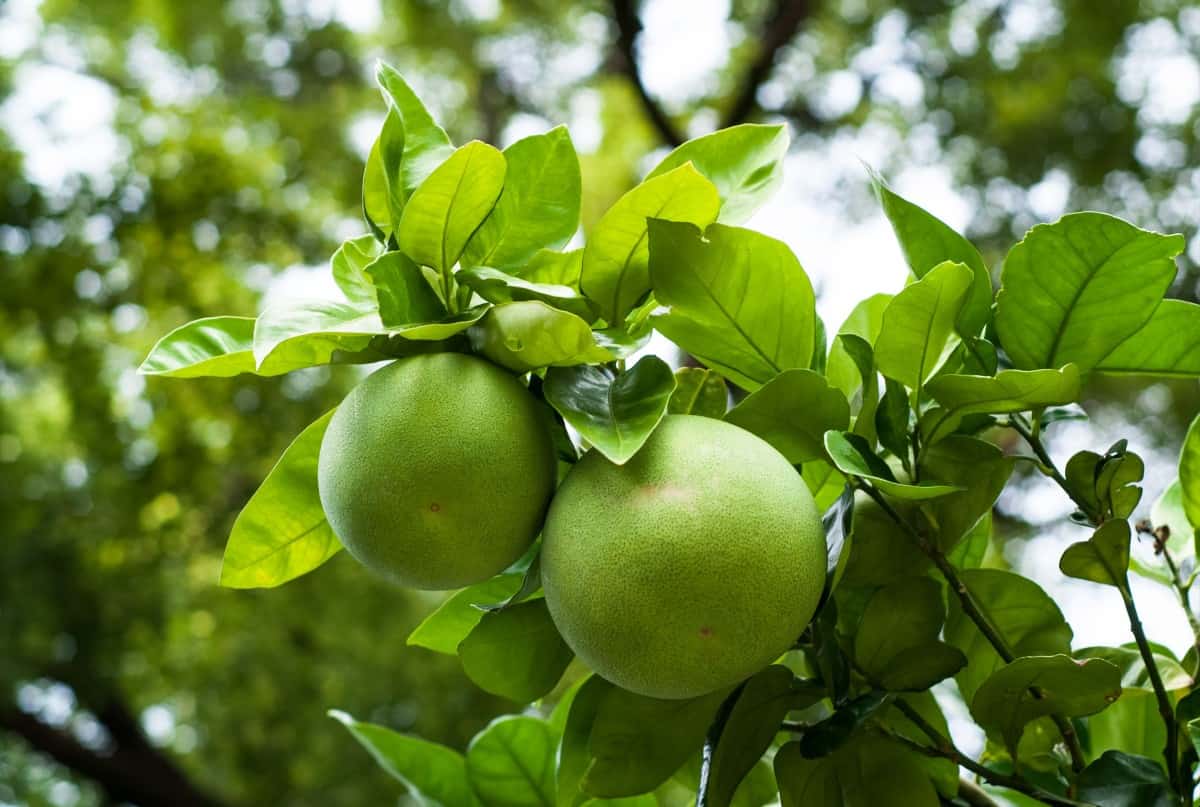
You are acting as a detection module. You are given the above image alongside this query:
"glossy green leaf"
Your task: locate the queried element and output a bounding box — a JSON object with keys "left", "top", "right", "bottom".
{"left": 463, "top": 126, "right": 580, "bottom": 270}
{"left": 1096, "top": 299, "right": 1200, "bottom": 378}
{"left": 705, "top": 666, "right": 817, "bottom": 807}
{"left": 881, "top": 693, "right": 958, "bottom": 798}
{"left": 870, "top": 170, "right": 991, "bottom": 337}
{"left": 994, "top": 212, "right": 1184, "bottom": 371}
{"left": 724, "top": 369, "right": 849, "bottom": 463}
{"left": 457, "top": 266, "right": 593, "bottom": 320}
{"left": 839, "top": 493, "right": 929, "bottom": 588}
{"left": 330, "top": 710, "right": 479, "bottom": 807}
{"left": 825, "top": 294, "right": 891, "bottom": 397}
{"left": 464, "top": 715, "right": 557, "bottom": 807}
{"left": 543, "top": 356, "right": 676, "bottom": 464}
{"left": 668, "top": 367, "right": 728, "bottom": 418}
{"left": 581, "top": 163, "right": 719, "bottom": 324}
{"left": 797, "top": 691, "right": 891, "bottom": 758}
{"left": 775, "top": 736, "right": 940, "bottom": 807}
{"left": 1089, "top": 690, "right": 1167, "bottom": 771}
{"left": 583, "top": 684, "right": 731, "bottom": 798}
{"left": 457, "top": 599, "right": 572, "bottom": 704}
{"left": 397, "top": 140, "right": 506, "bottom": 275}
{"left": 1076, "top": 644, "right": 1191, "bottom": 692}
{"left": 918, "top": 436, "right": 1015, "bottom": 552}
{"left": 1182, "top": 414, "right": 1200, "bottom": 531}
{"left": 853, "top": 577, "right": 965, "bottom": 691}
{"left": 558, "top": 676, "right": 610, "bottom": 807}
{"left": 219, "top": 410, "right": 341, "bottom": 588}
{"left": 823, "top": 431, "right": 961, "bottom": 500}
{"left": 874, "top": 260, "right": 973, "bottom": 391}
{"left": 375, "top": 62, "right": 455, "bottom": 198}
{"left": 945, "top": 569, "right": 1073, "bottom": 703}
{"left": 972, "top": 654, "right": 1122, "bottom": 753}
{"left": 649, "top": 220, "right": 816, "bottom": 390}
{"left": 873, "top": 377, "right": 910, "bottom": 462}
{"left": 390, "top": 306, "right": 490, "bottom": 341}
{"left": 330, "top": 234, "right": 384, "bottom": 305}
{"left": 406, "top": 574, "right": 523, "bottom": 655}
{"left": 925, "top": 365, "right": 1081, "bottom": 417}
{"left": 364, "top": 250, "right": 447, "bottom": 327}
{"left": 646, "top": 124, "right": 789, "bottom": 224}
{"left": 1060, "top": 520, "right": 1131, "bottom": 587}
{"left": 1077, "top": 750, "right": 1174, "bottom": 807}
{"left": 518, "top": 248, "right": 583, "bottom": 287}
{"left": 362, "top": 113, "right": 400, "bottom": 238}
{"left": 469, "top": 300, "right": 609, "bottom": 373}
{"left": 1065, "top": 442, "right": 1145, "bottom": 523}
{"left": 251, "top": 300, "right": 391, "bottom": 375}
{"left": 139, "top": 316, "right": 256, "bottom": 378}
{"left": 804, "top": 460, "right": 848, "bottom": 513}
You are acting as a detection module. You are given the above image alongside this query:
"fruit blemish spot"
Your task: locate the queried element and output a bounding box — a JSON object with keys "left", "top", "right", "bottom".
{"left": 699, "top": 626, "right": 713, "bottom": 638}
{"left": 429, "top": 502, "right": 441, "bottom": 513}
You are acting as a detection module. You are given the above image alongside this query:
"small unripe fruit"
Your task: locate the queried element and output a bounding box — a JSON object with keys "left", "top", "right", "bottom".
{"left": 318, "top": 353, "right": 556, "bottom": 590}
{"left": 541, "top": 415, "right": 826, "bottom": 699}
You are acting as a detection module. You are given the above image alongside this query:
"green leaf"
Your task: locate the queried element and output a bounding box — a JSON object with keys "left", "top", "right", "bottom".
{"left": 840, "top": 493, "right": 929, "bottom": 588}
{"left": 925, "top": 365, "right": 1081, "bottom": 417}
{"left": 1089, "top": 690, "right": 1167, "bottom": 769}
{"left": 649, "top": 220, "right": 816, "bottom": 391}
{"left": 1076, "top": 644, "right": 1191, "bottom": 692}
{"left": 874, "top": 260, "right": 973, "bottom": 391}
{"left": 375, "top": 62, "right": 455, "bottom": 199}
{"left": 465, "top": 716, "right": 557, "bottom": 807}
{"left": 971, "top": 654, "right": 1122, "bottom": 754}
{"left": 1096, "top": 299, "right": 1200, "bottom": 378}
{"left": 1060, "top": 520, "right": 1131, "bottom": 587}
{"left": 994, "top": 212, "right": 1184, "bottom": 371}
{"left": 797, "top": 691, "right": 892, "bottom": 758}
{"left": 457, "top": 599, "right": 572, "bottom": 704}
{"left": 1182, "top": 414, "right": 1200, "bottom": 532}
{"left": 724, "top": 370, "right": 850, "bottom": 463}
{"left": 874, "top": 377, "right": 910, "bottom": 463}
{"left": 705, "top": 667, "right": 819, "bottom": 807}
{"left": 406, "top": 574, "right": 523, "bottom": 655}
{"left": 823, "top": 431, "right": 962, "bottom": 500}
{"left": 1078, "top": 750, "right": 1174, "bottom": 807}
{"left": 918, "top": 436, "right": 1015, "bottom": 552}
{"left": 463, "top": 126, "right": 580, "bottom": 270}
{"left": 668, "top": 367, "right": 728, "bottom": 418}
{"left": 518, "top": 248, "right": 583, "bottom": 287}
{"left": 804, "top": 459, "right": 848, "bottom": 512}
{"left": 646, "top": 124, "right": 789, "bottom": 224}
{"left": 390, "top": 306, "right": 490, "bottom": 341}
{"left": 581, "top": 163, "right": 719, "bottom": 324}
{"left": 882, "top": 693, "right": 958, "bottom": 798}
{"left": 775, "top": 736, "right": 940, "bottom": 807}
{"left": 543, "top": 356, "right": 676, "bottom": 465}
{"left": 583, "top": 685, "right": 731, "bottom": 798}
{"left": 870, "top": 170, "right": 992, "bottom": 337}
{"left": 825, "top": 294, "right": 891, "bottom": 397}
{"left": 251, "top": 300, "right": 391, "bottom": 375}
{"left": 362, "top": 114, "right": 400, "bottom": 239}
{"left": 330, "top": 234, "right": 384, "bottom": 305}
{"left": 397, "top": 140, "right": 506, "bottom": 276}
{"left": 1140, "top": 481, "right": 1195, "bottom": 579}
{"left": 219, "top": 411, "right": 341, "bottom": 588}
{"left": 1065, "top": 442, "right": 1145, "bottom": 523}
{"left": 364, "top": 251, "right": 448, "bottom": 327}
{"left": 558, "top": 676, "right": 610, "bottom": 807}
{"left": 944, "top": 569, "right": 1073, "bottom": 703}
{"left": 330, "top": 710, "right": 479, "bottom": 807}
{"left": 853, "top": 577, "right": 966, "bottom": 691}
{"left": 469, "top": 301, "right": 610, "bottom": 373}
{"left": 139, "top": 316, "right": 256, "bottom": 378}
{"left": 457, "top": 266, "right": 594, "bottom": 320}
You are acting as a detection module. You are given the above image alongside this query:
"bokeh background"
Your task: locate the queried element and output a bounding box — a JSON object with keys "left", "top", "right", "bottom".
{"left": 3, "top": 0, "right": 1200, "bottom": 804}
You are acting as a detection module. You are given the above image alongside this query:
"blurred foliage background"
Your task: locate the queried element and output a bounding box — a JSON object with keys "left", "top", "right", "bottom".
{"left": 2, "top": 0, "right": 1199, "bottom": 804}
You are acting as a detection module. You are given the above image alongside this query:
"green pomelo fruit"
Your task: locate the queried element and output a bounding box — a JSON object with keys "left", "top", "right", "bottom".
{"left": 541, "top": 414, "right": 826, "bottom": 699}
{"left": 318, "top": 352, "right": 556, "bottom": 590}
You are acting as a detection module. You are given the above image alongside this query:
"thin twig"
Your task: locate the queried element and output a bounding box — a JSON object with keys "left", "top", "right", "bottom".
{"left": 608, "top": 0, "right": 684, "bottom": 146}
{"left": 855, "top": 481, "right": 1088, "bottom": 773}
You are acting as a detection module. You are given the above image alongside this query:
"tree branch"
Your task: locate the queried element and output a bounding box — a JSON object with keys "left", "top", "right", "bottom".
{"left": 1, "top": 697, "right": 229, "bottom": 807}
{"left": 721, "top": 0, "right": 813, "bottom": 129}
{"left": 608, "top": 0, "right": 684, "bottom": 146}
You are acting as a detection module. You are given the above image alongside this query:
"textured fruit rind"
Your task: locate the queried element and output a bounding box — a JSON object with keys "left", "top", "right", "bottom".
{"left": 541, "top": 414, "right": 826, "bottom": 698}
{"left": 318, "top": 352, "right": 556, "bottom": 590}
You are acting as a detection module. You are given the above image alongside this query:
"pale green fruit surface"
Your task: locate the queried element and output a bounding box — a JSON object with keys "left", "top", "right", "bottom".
{"left": 318, "top": 352, "right": 556, "bottom": 590}
{"left": 541, "top": 415, "right": 826, "bottom": 699}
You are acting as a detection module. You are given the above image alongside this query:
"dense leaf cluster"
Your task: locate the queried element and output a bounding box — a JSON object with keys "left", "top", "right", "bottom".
{"left": 141, "top": 64, "right": 1200, "bottom": 806}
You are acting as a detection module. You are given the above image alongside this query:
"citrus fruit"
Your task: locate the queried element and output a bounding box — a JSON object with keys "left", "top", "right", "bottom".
{"left": 541, "top": 414, "right": 825, "bottom": 698}
{"left": 318, "top": 352, "right": 556, "bottom": 589}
